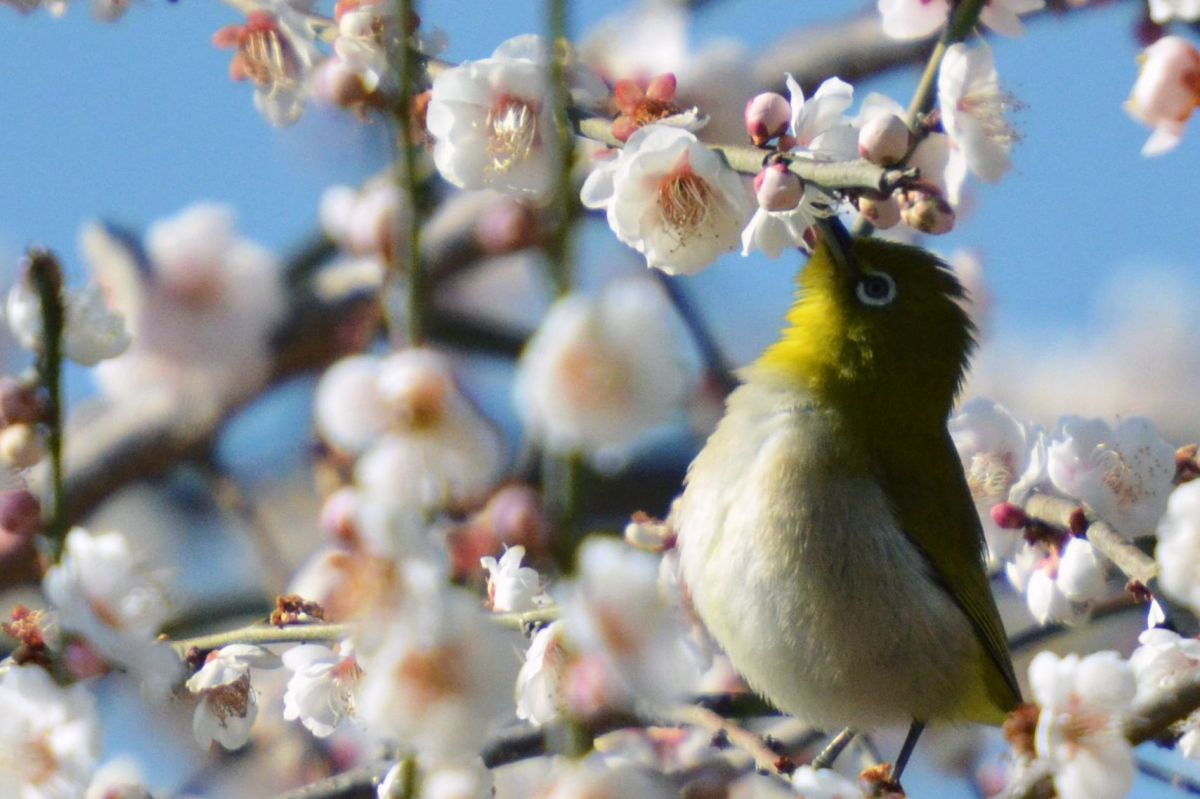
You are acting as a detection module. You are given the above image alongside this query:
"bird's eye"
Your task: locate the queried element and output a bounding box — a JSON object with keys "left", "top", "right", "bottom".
{"left": 855, "top": 272, "right": 897, "bottom": 307}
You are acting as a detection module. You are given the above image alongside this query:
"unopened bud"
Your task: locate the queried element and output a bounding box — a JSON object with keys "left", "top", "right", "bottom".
{"left": 744, "top": 92, "right": 791, "bottom": 146}
{"left": 0, "top": 378, "right": 43, "bottom": 426}
{"left": 901, "top": 193, "right": 955, "bottom": 235}
{"left": 0, "top": 424, "right": 44, "bottom": 469}
{"left": 858, "top": 195, "right": 901, "bottom": 230}
{"left": 753, "top": 164, "right": 803, "bottom": 212}
{"left": 319, "top": 487, "right": 360, "bottom": 545}
{"left": 857, "top": 114, "right": 910, "bottom": 166}
{"left": 991, "top": 502, "right": 1028, "bottom": 530}
{"left": 0, "top": 490, "right": 40, "bottom": 540}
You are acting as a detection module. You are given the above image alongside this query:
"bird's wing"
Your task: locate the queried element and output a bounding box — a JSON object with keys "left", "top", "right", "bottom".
{"left": 880, "top": 433, "right": 1022, "bottom": 716}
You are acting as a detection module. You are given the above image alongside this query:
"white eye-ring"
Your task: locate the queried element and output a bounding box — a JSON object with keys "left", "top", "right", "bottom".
{"left": 855, "top": 272, "right": 897, "bottom": 306}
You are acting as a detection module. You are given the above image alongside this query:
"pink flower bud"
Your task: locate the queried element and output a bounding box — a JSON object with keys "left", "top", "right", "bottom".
{"left": 1126, "top": 36, "right": 1200, "bottom": 156}
{"left": 858, "top": 195, "right": 901, "bottom": 230}
{"left": 901, "top": 192, "right": 955, "bottom": 234}
{"left": 991, "top": 502, "right": 1028, "bottom": 530}
{"left": 744, "top": 92, "right": 791, "bottom": 146}
{"left": 753, "top": 164, "right": 804, "bottom": 212}
{"left": 0, "top": 490, "right": 41, "bottom": 541}
{"left": 0, "top": 378, "right": 42, "bottom": 426}
{"left": 319, "top": 487, "right": 360, "bottom": 545}
{"left": 0, "top": 424, "right": 44, "bottom": 469}
{"left": 857, "top": 114, "right": 911, "bottom": 166}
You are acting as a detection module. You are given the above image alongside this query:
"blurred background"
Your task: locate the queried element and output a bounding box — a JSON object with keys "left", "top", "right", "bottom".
{"left": 0, "top": 0, "right": 1197, "bottom": 796}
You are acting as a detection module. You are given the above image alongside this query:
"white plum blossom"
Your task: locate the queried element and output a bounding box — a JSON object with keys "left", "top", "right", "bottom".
{"left": 514, "top": 277, "right": 692, "bottom": 469}
{"left": 186, "top": 644, "right": 281, "bottom": 750}
{"left": 790, "top": 765, "right": 865, "bottom": 798}
{"left": 331, "top": 0, "right": 399, "bottom": 96}
{"left": 784, "top": 74, "right": 857, "bottom": 158}
{"left": 1047, "top": 415, "right": 1175, "bottom": 538}
{"left": 6, "top": 276, "right": 130, "bottom": 367}
{"left": 740, "top": 163, "right": 835, "bottom": 258}
{"left": 515, "top": 620, "right": 572, "bottom": 725}
{"left": 480, "top": 546, "right": 545, "bottom": 613}
{"left": 580, "top": 125, "right": 752, "bottom": 275}
{"left": 86, "top": 205, "right": 287, "bottom": 413}
{"left": 560, "top": 536, "right": 701, "bottom": 710}
{"left": 42, "top": 527, "right": 181, "bottom": 696}
{"left": 1030, "top": 650, "right": 1136, "bottom": 799}
{"left": 1148, "top": 0, "right": 1200, "bottom": 22}
{"left": 878, "top": 0, "right": 1044, "bottom": 40}
{"left": 357, "top": 584, "right": 521, "bottom": 761}
{"left": 537, "top": 758, "right": 676, "bottom": 799}
{"left": 1130, "top": 627, "right": 1200, "bottom": 707}
{"left": 0, "top": 665, "right": 101, "bottom": 799}
{"left": 1156, "top": 481, "right": 1200, "bottom": 614}
{"left": 316, "top": 349, "right": 504, "bottom": 512}
{"left": 938, "top": 43, "right": 1013, "bottom": 184}
{"left": 949, "top": 398, "right": 1044, "bottom": 566}
{"left": 1006, "top": 537, "right": 1105, "bottom": 625}
{"left": 212, "top": 5, "right": 321, "bottom": 126}
{"left": 1125, "top": 36, "right": 1200, "bottom": 156}
{"left": 84, "top": 758, "right": 151, "bottom": 799}
{"left": 427, "top": 36, "right": 598, "bottom": 204}
{"left": 282, "top": 641, "right": 363, "bottom": 738}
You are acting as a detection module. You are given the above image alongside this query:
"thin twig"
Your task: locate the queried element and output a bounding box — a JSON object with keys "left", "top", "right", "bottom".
{"left": 671, "top": 703, "right": 794, "bottom": 777}
{"left": 393, "top": 0, "right": 427, "bottom": 346}
{"left": 28, "top": 250, "right": 67, "bottom": 555}
{"left": 168, "top": 622, "right": 351, "bottom": 657}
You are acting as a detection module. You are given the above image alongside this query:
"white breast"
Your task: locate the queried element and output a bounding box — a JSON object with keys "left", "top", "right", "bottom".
{"left": 674, "top": 377, "right": 981, "bottom": 729}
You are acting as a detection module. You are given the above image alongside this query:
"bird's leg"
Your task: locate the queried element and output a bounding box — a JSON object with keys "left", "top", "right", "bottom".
{"left": 811, "top": 727, "right": 856, "bottom": 769}
{"left": 892, "top": 720, "right": 926, "bottom": 781}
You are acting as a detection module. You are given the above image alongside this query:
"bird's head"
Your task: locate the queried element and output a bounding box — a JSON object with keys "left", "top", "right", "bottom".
{"left": 755, "top": 229, "right": 976, "bottom": 429}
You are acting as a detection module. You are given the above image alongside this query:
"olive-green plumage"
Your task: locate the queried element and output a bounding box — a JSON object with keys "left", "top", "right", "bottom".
{"left": 675, "top": 234, "right": 1020, "bottom": 730}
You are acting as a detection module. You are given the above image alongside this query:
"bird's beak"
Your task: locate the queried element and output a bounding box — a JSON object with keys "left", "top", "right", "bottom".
{"left": 815, "top": 217, "right": 860, "bottom": 279}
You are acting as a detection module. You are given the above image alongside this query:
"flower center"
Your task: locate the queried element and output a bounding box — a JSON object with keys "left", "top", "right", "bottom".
{"left": 395, "top": 646, "right": 465, "bottom": 706}
{"left": 1095, "top": 445, "right": 1150, "bottom": 511}
{"left": 959, "top": 84, "right": 1017, "bottom": 148}
{"left": 207, "top": 674, "right": 253, "bottom": 724}
{"left": 240, "top": 24, "right": 300, "bottom": 90}
{"left": 631, "top": 97, "right": 685, "bottom": 127}
{"left": 966, "top": 451, "right": 1017, "bottom": 504}
{"left": 657, "top": 166, "right": 716, "bottom": 242}
{"left": 557, "top": 343, "right": 629, "bottom": 415}
{"left": 487, "top": 96, "right": 539, "bottom": 174}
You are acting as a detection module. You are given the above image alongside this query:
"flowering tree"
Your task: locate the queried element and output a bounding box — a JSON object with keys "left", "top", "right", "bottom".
{"left": 2, "top": 1, "right": 1200, "bottom": 798}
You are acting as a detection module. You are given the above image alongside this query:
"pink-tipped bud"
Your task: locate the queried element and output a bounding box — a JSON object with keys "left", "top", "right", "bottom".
{"left": 0, "top": 378, "right": 42, "bottom": 427}
{"left": 857, "top": 114, "right": 910, "bottom": 166}
{"left": 744, "top": 92, "right": 791, "bottom": 146}
{"left": 0, "top": 424, "right": 44, "bottom": 469}
{"left": 0, "top": 490, "right": 41, "bottom": 541}
{"left": 991, "top": 502, "right": 1028, "bottom": 530}
{"left": 901, "top": 193, "right": 955, "bottom": 235}
{"left": 858, "top": 195, "right": 901, "bottom": 230}
{"left": 319, "top": 487, "right": 360, "bottom": 546}
{"left": 753, "top": 163, "right": 803, "bottom": 211}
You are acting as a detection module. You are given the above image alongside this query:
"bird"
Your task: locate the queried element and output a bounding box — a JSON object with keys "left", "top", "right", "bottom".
{"left": 672, "top": 226, "right": 1020, "bottom": 775}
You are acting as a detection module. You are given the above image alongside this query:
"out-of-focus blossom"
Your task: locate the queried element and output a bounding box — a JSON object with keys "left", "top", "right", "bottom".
{"left": 426, "top": 35, "right": 602, "bottom": 204}
{"left": 1130, "top": 627, "right": 1200, "bottom": 706}
{"left": 785, "top": 74, "right": 857, "bottom": 158}
{"left": 938, "top": 43, "right": 1013, "bottom": 184}
{"left": 0, "top": 665, "right": 101, "bottom": 799}
{"left": 513, "top": 278, "right": 691, "bottom": 469}
{"left": 316, "top": 349, "right": 502, "bottom": 511}
{"left": 0, "top": 423, "right": 45, "bottom": 469}
{"left": 790, "top": 765, "right": 864, "bottom": 798}
{"left": 597, "top": 726, "right": 720, "bottom": 774}
{"left": 282, "top": 640, "right": 362, "bottom": 738}
{"left": 480, "top": 546, "right": 545, "bottom": 613}
{"left": 42, "top": 527, "right": 181, "bottom": 696}
{"left": 949, "top": 398, "right": 1043, "bottom": 565}
{"left": 86, "top": 205, "right": 287, "bottom": 414}
{"left": 6, "top": 275, "right": 129, "bottom": 367}
{"left": 449, "top": 483, "right": 551, "bottom": 579}
{"left": 357, "top": 584, "right": 521, "bottom": 761}
{"left": 1157, "top": 481, "right": 1200, "bottom": 613}
{"left": 1005, "top": 539, "right": 1105, "bottom": 625}
{"left": 611, "top": 73, "right": 705, "bottom": 143}
{"left": 378, "top": 760, "right": 492, "bottom": 799}
{"left": 580, "top": 125, "right": 751, "bottom": 274}
{"left": 320, "top": 179, "right": 408, "bottom": 261}
{"left": 515, "top": 620, "right": 572, "bottom": 725}
{"left": 560, "top": 537, "right": 700, "bottom": 710}
{"left": 330, "top": 0, "right": 400, "bottom": 98}
{"left": 537, "top": 758, "right": 676, "bottom": 799}
{"left": 740, "top": 163, "right": 835, "bottom": 258}
{"left": 186, "top": 644, "right": 281, "bottom": 750}
{"left": 1125, "top": 36, "right": 1200, "bottom": 156}
{"left": 212, "top": 6, "right": 320, "bottom": 126}
{"left": 1148, "top": 0, "right": 1200, "bottom": 22}
{"left": 84, "top": 757, "right": 152, "bottom": 799}
{"left": 1047, "top": 416, "right": 1175, "bottom": 538}
{"left": 878, "top": 0, "right": 1044, "bottom": 40}
{"left": 1030, "top": 650, "right": 1136, "bottom": 799}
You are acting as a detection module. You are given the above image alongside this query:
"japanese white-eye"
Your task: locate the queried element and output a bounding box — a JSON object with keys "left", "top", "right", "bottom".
{"left": 674, "top": 231, "right": 1020, "bottom": 744}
